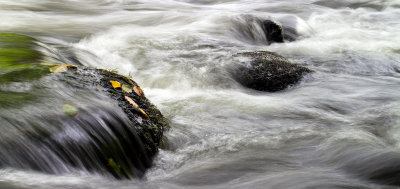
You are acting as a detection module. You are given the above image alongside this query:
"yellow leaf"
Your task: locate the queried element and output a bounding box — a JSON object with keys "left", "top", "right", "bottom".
{"left": 133, "top": 86, "right": 144, "bottom": 97}
{"left": 124, "top": 96, "right": 149, "bottom": 119}
{"left": 49, "top": 64, "right": 68, "bottom": 73}
{"left": 40, "top": 62, "right": 58, "bottom": 66}
{"left": 65, "top": 64, "right": 77, "bottom": 68}
{"left": 110, "top": 81, "right": 121, "bottom": 89}
{"left": 138, "top": 108, "right": 149, "bottom": 118}
{"left": 122, "top": 84, "right": 132, "bottom": 93}
{"left": 124, "top": 96, "right": 139, "bottom": 108}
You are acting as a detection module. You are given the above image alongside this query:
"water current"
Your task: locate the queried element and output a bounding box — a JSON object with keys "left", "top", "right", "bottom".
{"left": 1, "top": 0, "right": 400, "bottom": 188}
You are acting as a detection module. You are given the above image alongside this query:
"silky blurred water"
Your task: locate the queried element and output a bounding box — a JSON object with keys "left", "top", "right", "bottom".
{"left": 1, "top": 0, "right": 400, "bottom": 188}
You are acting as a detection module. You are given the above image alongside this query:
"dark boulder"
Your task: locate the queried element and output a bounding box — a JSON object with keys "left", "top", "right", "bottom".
{"left": 231, "top": 51, "right": 312, "bottom": 92}
{"left": 261, "top": 20, "right": 284, "bottom": 44}
{"left": 262, "top": 19, "right": 302, "bottom": 43}
{"left": 0, "top": 33, "right": 168, "bottom": 179}
{"left": 231, "top": 15, "right": 296, "bottom": 45}
{"left": 55, "top": 67, "right": 169, "bottom": 178}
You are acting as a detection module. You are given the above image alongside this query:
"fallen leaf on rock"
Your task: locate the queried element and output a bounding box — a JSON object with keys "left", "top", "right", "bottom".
{"left": 49, "top": 64, "right": 68, "bottom": 73}
{"left": 40, "top": 62, "right": 58, "bottom": 66}
{"left": 138, "top": 108, "right": 149, "bottom": 118}
{"left": 63, "top": 104, "right": 78, "bottom": 116}
{"left": 122, "top": 84, "right": 132, "bottom": 93}
{"left": 65, "top": 64, "right": 77, "bottom": 68}
{"left": 124, "top": 96, "right": 149, "bottom": 118}
{"left": 110, "top": 81, "right": 121, "bottom": 89}
{"left": 133, "top": 86, "right": 144, "bottom": 97}
{"left": 124, "top": 96, "right": 139, "bottom": 108}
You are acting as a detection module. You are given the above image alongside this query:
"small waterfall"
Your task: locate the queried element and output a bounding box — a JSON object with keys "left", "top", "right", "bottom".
{"left": 0, "top": 107, "right": 151, "bottom": 178}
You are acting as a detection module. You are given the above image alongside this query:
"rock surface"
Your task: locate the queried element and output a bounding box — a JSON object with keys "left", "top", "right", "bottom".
{"left": 61, "top": 67, "right": 169, "bottom": 161}
{"left": 261, "top": 20, "right": 284, "bottom": 44}
{"left": 231, "top": 51, "right": 312, "bottom": 92}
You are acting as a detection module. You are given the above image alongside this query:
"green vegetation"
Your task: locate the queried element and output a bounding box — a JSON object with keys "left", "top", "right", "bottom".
{"left": 0, "top": 33, "right": 52, "bottom": 107}
{"left": 0, "top": 91, "right": 36, "bottom": 108}
{"left": 0, "top": 33, "right": 48, "bottom": 82}
{"left": 0, "top": 33, "right": 42, "bottom": 66}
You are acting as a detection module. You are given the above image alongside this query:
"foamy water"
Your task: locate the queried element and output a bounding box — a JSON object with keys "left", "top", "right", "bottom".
{"left": 1, "top": 0, "right": 400, "bottom": 188}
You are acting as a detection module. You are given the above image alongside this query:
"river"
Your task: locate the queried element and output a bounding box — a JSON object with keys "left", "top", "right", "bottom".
{"left": 1, "top": 0, "right": 400, "bottom": 188}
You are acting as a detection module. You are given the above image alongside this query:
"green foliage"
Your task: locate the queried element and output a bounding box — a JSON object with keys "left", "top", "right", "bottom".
{"left": 0, "top": 33, "right": 51, "bottom": 107}
{"left": 0, "top": 33, "right": 42, "bottom": 66}
{"left": 0, "top": 33, "right": 48, "bottom": 83}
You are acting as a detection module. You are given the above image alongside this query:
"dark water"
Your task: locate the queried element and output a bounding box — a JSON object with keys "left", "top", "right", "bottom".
{"left": 1, "top": 0, "right": 400, "bottom": 188}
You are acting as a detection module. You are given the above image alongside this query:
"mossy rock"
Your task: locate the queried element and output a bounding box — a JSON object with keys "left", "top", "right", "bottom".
{"left": 44, "top": 66, "right": 170, "bottom": 178}
{"left": 0, "top": 33, "right": 169, "bottom": 179}
{"left": 59, "top": 67, "right": 169, "bottom": 160}
{"left": 232, "top": 51, "right": 312, "bottom": 92}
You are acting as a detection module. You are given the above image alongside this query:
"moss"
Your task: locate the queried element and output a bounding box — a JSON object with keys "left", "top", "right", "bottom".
{"left": 0, "top": 33, "right": 43, "bottom": 66}
{"left": 107, "top": 158, "right": 121, "bottom": 173}
{"left": 0, "top": 91, "right": 37, "bottom": 108}
{"left": 0, "top": 66, "right": 49, "bottom": 83}
{"left": 239, "top": 51, "right": 286, "bottom": 59}
{"left": 0, "top": 33, "right": 55, "bottom": 107}
{"left": 0, "top": 33, "right": 57, "bottom": 82}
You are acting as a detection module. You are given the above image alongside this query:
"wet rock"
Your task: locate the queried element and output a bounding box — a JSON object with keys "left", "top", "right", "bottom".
{"left": 262, "top": 19, "right": 302, "bottom": 43}
{"left": 50, "top": 67, "right": 169, "bottom": 179}
{"left": 0, "top": 33, "right": 169, "bottom": 179}
{"left": 231, "top": 51, "right": 312, "bottom": 92}
{"left": 261, "top": 20, "right": 284, "bottom": 44}
{"left": 60, "top": 67, "right": 169, "bottom": 161}
{"left": 231, "top": 15, "right": 296, "bottom": 45}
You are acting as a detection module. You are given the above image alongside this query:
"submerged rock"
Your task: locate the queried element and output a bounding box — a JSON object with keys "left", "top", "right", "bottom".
{"left": 231, "top": 51, "right": 312, "bottom": 92}
{"left": 0, "top": 33, "right": 168, "bottom": 179}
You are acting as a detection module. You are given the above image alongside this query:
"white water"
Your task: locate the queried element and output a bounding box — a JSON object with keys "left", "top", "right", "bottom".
{"left": 1, "top": 0, "right": 400, "bottom": 188}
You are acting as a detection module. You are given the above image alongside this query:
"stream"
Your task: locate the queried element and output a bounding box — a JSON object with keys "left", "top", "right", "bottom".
{"left": 1, "top": 0, "right": 400, "bottom": 188}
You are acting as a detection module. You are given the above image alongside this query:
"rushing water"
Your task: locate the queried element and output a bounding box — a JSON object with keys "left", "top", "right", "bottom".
{"left": 1, "top": 0, "right": 400, "bottom": 188}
